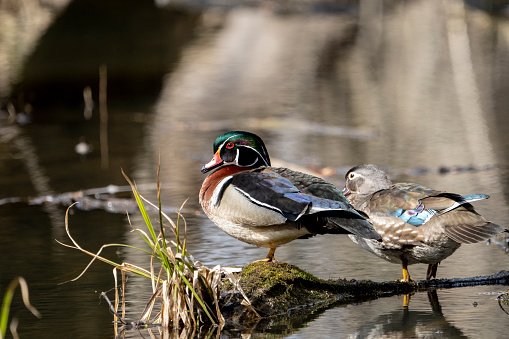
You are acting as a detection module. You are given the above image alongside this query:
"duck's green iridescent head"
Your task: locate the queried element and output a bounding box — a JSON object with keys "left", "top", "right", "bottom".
{"left": 201, "top": 131, "right": 271, "bottom": 174}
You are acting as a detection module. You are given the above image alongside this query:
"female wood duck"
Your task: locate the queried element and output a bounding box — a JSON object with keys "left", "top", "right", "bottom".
{"left": 343, "top": 164, "right": 507, "bottom": 282}
{"left": 199, "top": 131, "right": 382, "bottom": 262}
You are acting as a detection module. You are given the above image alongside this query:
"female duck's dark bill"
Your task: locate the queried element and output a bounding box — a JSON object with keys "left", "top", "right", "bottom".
{"left": 201, "top": 150, "right": 223, "bottom": 174}
{"left": 342, "top": 187, "right": 351, "bottom": 196}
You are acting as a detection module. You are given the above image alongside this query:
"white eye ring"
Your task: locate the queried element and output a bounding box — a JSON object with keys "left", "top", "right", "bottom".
{"left": 348, "top": 173, "right": 355, "bottom": 179}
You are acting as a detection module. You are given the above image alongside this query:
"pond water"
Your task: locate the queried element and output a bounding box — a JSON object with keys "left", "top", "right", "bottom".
{"left": 1, "top": 0, "right": 509, "bottom": 338}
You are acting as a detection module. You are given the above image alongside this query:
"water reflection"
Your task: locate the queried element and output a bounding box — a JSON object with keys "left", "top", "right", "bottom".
{"left": 6, "top": 0, "right": 201, "bottom": 117}
{"left": 352, "top": 291, "right": 467, "bottom": 338}
{"left": 285, "top": 286, "right": 509, "bottom": 338}
{"left": 115, "top": 287, "right": 508, "bottom": 338}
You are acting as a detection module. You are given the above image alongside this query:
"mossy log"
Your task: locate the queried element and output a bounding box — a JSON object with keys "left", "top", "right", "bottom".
{"left": 220, "top": 262, "right": 509, "bottom": 325}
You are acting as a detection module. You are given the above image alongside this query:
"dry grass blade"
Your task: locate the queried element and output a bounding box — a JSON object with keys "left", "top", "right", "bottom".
{"left": 60, "top": 170, "right": 258, "bottom": 333}
{"left": 57, "top": 203, "right": 154, "bottom": 283}
{"left": 140, "top": 285, "right": 163, "bottom": 323}
{"left": 222, "top": 269, "right": 260, "bottom": 318}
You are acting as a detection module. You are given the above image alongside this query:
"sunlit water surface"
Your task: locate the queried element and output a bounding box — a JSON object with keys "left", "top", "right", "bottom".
{"left": 1, "top": 0, "right": 509, "bottom": 338}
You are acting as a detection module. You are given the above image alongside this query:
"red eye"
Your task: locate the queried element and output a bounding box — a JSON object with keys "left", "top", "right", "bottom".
{"left": 226, "top": 142, "right": 234, "bottom": 149}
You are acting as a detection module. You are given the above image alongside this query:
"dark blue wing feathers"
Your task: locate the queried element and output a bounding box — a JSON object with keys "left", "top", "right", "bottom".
{"left": 230, "top": 171, "right": 310, "bottom": 220}
{"left": 230, "top": 170, "right": 355, "bottom": 221}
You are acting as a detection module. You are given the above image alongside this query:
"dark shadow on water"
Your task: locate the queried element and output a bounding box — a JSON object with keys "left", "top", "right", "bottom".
{"left": 9, "top": 0, "right": 201, "bottom": 120}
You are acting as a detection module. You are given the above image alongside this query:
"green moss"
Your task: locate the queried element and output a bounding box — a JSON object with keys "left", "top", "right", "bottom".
{"left": 241, "top": 261, "right": 326, "bottom": 292}
{"left": 220, "top": 261, "right": 417, "bottom": 323}
{"left": 238, "top": 262, "right": 336, "bottom": 315}
{"left": 221, "top": 262, "right": 346, "bottom": 323}
{"left": 220, "top": 262, "right": 509, "bottom": 326}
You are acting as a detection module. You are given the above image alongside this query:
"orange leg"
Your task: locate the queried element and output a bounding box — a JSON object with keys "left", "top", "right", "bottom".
{"left": 254, "top": 248, "right": 276, "bottom": 263}
{"left": 426, "top": 263, "right": 439, "bottom": 280}
{"left": 400, "top": 259, "right": 414, "bottom": 283}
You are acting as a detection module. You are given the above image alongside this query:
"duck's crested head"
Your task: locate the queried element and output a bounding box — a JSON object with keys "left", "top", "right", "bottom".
{"left": 201, "top": 131, "right": 271, "bottom": 174}
{"left": 343, "top": 164, "right": 392, "bottom": 196}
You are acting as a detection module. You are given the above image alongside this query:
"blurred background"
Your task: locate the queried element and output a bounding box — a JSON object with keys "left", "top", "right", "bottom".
{"left": 1, "top": 0, "right": 509, "bottom": 337}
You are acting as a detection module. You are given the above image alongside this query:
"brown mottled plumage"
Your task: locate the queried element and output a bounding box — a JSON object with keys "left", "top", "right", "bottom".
{"left": 343, "top": 164, "right": 506, "bottom": 282}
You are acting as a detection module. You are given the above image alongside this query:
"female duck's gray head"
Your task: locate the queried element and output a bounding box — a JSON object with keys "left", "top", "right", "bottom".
{"left": 343, "top": 164, "right": 392, "bottom": 196}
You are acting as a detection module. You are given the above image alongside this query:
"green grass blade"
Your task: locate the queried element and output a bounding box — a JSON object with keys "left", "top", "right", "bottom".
{"left": 173, "top": 265, "right": 217, "bottom": 324}
{"left": 122, "top": 170, "right": 158, "bottom": 245}
{"left": 1, "top": 277, "right": 40, "bottom": 339}
{"left": 123, "top": 170, "right": 174, "bottom": 275}
{"left": 156, "top": 159, "right": 168, "bottom": 259}
{"left": 60, "top": 169, "right": 224, "bottom": 329}
{"left": 0, "top": 282, "right": 14, "bottom": 338}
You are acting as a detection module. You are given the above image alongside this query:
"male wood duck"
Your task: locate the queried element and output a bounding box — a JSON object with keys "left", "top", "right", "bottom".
{"left": 199, "top": 131, "right": 382, "bottom": 262}
{"left": 343, "top": 164, "right": 507, "bottom": 282}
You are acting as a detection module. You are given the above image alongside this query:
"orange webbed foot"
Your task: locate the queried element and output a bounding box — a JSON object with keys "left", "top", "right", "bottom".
{"left": 252, "top": 248, "right": 276, "bottom": 263}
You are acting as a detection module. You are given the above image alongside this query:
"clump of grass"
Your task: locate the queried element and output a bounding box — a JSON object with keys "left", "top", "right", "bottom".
{"left": 58, "top": 168, "right": 254, "bottom": 332}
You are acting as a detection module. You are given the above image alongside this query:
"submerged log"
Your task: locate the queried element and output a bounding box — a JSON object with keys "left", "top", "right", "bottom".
{"left": 220, "top": 262, "right": 509, "bottom": 325}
